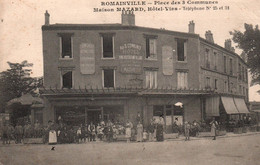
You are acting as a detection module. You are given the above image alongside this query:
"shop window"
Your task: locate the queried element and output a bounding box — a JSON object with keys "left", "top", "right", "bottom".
{"left": 145, "top": 38, "right": 157, "bottom": 59}
{"left": 103, "top": 69, "right": 115, "bottom": 88}
{"left": 223, "top": 56, "right": 227, "bottom": 73}
{"left": 101, "top": 34, "right": 114, "bottom": 58}
{"left": 229, "top": 58, "right": 233, "bottom": 75}
{"left": 177, "top": 72, "right": 188, "bottom": 89}
{"left": 58, "top": 33, "right": 73, "bottom": 59}
{"left": 145, "top": 70, "right": 158, "bottom": 88}
{"left": 205, "top": 49, "right": 210, "bottom": 69}
{"left": 153, "top": 105, "right": 164, "bottom": 116}
{"left": 177, "top": 39, "right": 187, "bottom": 61}
{"left": 62, "top": 71, "right": 72, "bottom": 89}
{"left": 205, "top": 77, "right": 210, "bottom": 89}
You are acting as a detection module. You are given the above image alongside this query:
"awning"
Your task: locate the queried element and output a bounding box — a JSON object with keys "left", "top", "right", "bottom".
{"left": 206, "top": 96, "right": 220, "bottom": 116}
{"left": 221, "top": 96, "right": 239, "bottom": 114}
{"left": 7, "top": 94, "right": 43, "bottom": 106}
{"left": 233, "top": 98, "right": 250, "bottom": 114}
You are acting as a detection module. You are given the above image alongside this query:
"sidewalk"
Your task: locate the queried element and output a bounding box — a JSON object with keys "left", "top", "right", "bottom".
{"left": 166, "top": 131, "right": 260, "bottom": 141}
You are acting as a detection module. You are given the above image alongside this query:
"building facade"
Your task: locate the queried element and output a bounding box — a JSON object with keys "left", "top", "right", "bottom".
{"left": 40, "top": 11, "right": 249, "bottom": 132}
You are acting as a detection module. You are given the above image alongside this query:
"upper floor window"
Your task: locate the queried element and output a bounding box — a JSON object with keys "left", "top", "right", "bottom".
{"left": 213, "top": 52, "right": 217, "bottom": 70}
{"left": 101, "top": 33, "right": 114, "bottom": 58}
{"left": 205, "top": 49, "right": 210, "bottom": 69}
{"left": 214, "top": 79, "right": 218, "bottom": 90}
{"left": 230, "top": 82, "right": 234, "bottom": 93}
{"left": 245, "top": 68, "right": 248, "bottom": 82}
{"left": 145, "top": 35, "right": 157, "bottom": 59}
{"left": 58, "top": 33, "right": 73, "bottom": 59}
{"left": 223, "top": 56, "right": 227, "bottom": 73}
{"left": 229, "top": 58, "right": 233, "bottom": 75}
{"left": 177, "top": 71, "right": 188, "bottom": 89}
{"left": 145, "top": 70, "right": 158, "bottom": 88}
{"left": 242, "top": 66, "right": 245, "bottom": 81}
{"left": 177, "top": 39, "right": 187, "bottom": 62}
{"left": 102, "top": 69, "right": 115, "bottom": 88}
{"left": 224, "top": 81, "right": 227, "bottom": 92}
{"left": 238, "top": 63, "right": 241, "bottom": 80}
{"left": 62, "top": 71, "right": 73, "bottom": 89}
{"left": 205, "top": 77, "right": 211, "bottom": 88}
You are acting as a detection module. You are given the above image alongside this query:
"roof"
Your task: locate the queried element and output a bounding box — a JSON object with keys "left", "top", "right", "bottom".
{"left": 42, "top": 23, "right": 199, "bottom": 38}
{"left": 7, "top": 94, "right": 43, "bottom": 106}
{"left": 199, "top": 37, "right": 248, "bottom": 66}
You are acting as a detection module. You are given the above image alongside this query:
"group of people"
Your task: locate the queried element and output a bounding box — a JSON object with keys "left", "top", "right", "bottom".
{"left": 1, "top": 121, "right": 43, "bottom": 145}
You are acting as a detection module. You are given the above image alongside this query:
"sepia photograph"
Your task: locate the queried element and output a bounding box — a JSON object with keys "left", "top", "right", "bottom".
{"left": 0, "top": 0, "right": 260, "bottom": 164}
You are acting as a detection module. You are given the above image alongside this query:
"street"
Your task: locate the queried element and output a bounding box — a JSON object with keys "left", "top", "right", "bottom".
{"left": 0, "top": 134, "right": 260, "bottom": 165}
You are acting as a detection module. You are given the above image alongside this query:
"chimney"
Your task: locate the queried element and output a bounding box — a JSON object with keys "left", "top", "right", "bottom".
{"left": 45, "top": 10, "right": 50, "bottom": 25}
{"left": 224, "top": 39, "right": 232, "bottom": 50}
{"left": 121, "top": 10, "right": 135, "bottom": 26}
{"left": 205, "top": 30, "right": 214, "bottom": 43}
{"left": 188, "top": 20, "right": 195, "bottom": 33}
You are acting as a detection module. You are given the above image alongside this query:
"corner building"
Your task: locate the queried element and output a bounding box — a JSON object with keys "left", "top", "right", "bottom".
{"left": 40, "top": 11, "right": 249, "bottom": 132}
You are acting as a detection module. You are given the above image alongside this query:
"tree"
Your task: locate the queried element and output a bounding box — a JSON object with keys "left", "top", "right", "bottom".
{"left": 0, "top": 60, "right": 43, "bottom": 113}
{"left": 230, "top": 23, "right": 260, "bottom": 86}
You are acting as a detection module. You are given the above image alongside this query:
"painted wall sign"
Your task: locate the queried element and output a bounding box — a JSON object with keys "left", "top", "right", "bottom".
{"left": 119, "top": 43, "right": 142, "bottom": 74}
{"left": 80, "top": 43, "right": 95, "bottom": 74}
{"left": 162, "top": 46, "right": 173, "bottom": 75}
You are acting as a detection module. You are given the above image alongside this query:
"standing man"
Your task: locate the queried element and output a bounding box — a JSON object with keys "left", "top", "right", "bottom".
{"left": 147, "top": 119, "right": 155, "bottom": 142}
{"left": 88, "top": 122, "right": 96, "bottom": 142}
{"left": 184, "top": 121, "right": 191, "bottom": 141}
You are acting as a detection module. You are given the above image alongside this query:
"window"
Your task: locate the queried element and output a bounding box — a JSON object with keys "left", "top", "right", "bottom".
{"left": 214, "top": 79, "right": 218, "bottom": 90}
{"left": 242, "top": 66, "right": 244, "bottom": 81}
{"left": 230, "top": 82, "right": 233, "bottom": 93}
{"left": 145, "top": 70, "right": 158, "bottom": 88}
{"left": 238, "top": 63, "right": 241, "bottom": 80}
{"left": 177, "top": 39, "right": 187, "bottom": 61}
{"left": 59, "top": 33, "right": 73, "bottom": 58}
{"left": 153, "top": 105, "right": 164, "bottom": 116}
{"left": 213, "top": 52, "right": 217, "bottom": 70}
{"left": 103, "top": 69, "right": 115, "bottom": 88}
{"left": 62, "top": 71, "right": 72, "bottom": 89}
{"left": 224, "top": 81, "right": 227, "bottom": 92}
{"left": 245, "top": 68, "right": 248, "bottom": 82}
{"left": 223, "top": 56, "right": 227, "bottom": 73}
{"left": 205, "top": 77, "right": 210, "bottom": 88}
{"left": 145, "top": 38, "right": 157, "bottom": 59}
{"left": 205, "top": 49, "right": 210, "bottom": 69}
{"left": 177, "top": 72, "right": 188, "bottom": 89}
{"left": 229, "top": 58, "right": 233, "bottom": 75}
{"left": 101, "top": 34, "right": 114, "bottom": 58}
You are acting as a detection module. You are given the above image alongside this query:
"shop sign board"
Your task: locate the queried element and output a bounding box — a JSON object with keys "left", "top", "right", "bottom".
{"left": 162, "top": 46, "right": 173, "bottom": 75}
{"left": 119, "top": 43, "right": 142, "bottom": 74}
{"left": 80, "top": 43, "right": 95, "bottom": 74}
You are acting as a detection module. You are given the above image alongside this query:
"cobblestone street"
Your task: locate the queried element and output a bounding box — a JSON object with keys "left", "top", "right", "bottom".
{"left": 0, "top": 133, "right": 259, "bottom": 165}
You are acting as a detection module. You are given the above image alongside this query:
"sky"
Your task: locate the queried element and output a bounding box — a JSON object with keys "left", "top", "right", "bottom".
{"left": 0, "top": 0, "right": 260, "bottom": 101}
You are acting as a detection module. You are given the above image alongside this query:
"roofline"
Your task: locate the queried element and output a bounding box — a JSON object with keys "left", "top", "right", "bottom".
{"left": 199, "top": 37, "right": 248, "bottom": 66}
{"left": 42, "top": 24, "right": 199, "bottom": 38}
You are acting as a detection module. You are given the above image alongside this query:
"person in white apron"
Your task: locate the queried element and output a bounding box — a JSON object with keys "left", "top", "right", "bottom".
{"left": 48, "top": 121, "right": 57, "bottom": 144}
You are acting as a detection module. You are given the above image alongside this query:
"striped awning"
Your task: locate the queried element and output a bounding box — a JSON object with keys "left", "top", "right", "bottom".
{"left": 233, "top": 98, "right": 249, "bottom": 114}
{"left": 221, "top": 96, "right": 239, "bottom": 114}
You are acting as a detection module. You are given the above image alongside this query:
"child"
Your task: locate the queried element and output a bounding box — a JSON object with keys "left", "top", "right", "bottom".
{"left": 143, "top": 129, "right": 148, "bottom": 142}
{"left": 76, "top": 126, "right": 82, "bottom": 143}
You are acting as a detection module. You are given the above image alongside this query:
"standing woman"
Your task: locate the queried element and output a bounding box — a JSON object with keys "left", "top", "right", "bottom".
{"left": 156, "top": 116, "right": 164, "bottom": 142}
{"left": 210, "top": 118, "right": 217, "bottom": 140}
{"left": 136, "top": 121, "right": 143, "bottom": 142}
{"left": 125, "top": 120, "right": 132, "bottom": 143}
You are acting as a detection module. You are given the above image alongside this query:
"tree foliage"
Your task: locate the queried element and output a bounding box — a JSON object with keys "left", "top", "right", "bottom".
{"left": 0, "top": 61, "right": 43, "bottom": 113}
{"left": 230, "top": 23, "right": 260, "bottom": 86}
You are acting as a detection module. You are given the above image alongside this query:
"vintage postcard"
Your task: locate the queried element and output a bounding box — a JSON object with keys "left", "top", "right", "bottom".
{"left": 0, "top": 0, "right": 260, "bottom": 165}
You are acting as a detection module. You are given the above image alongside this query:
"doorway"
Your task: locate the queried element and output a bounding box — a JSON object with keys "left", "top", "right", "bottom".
{"left": 87, "top": 110, "right": 101, "bottom": 125}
